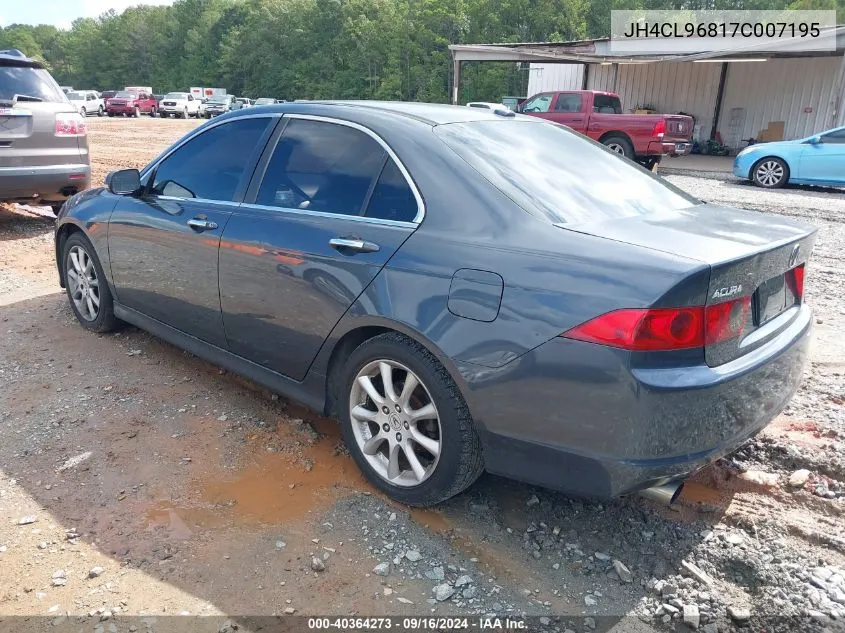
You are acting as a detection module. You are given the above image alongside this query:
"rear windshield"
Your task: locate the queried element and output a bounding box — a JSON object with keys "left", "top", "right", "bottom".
{"left": 594, "top": 94, "right": 622, "bottom": 114}
{"left": 0, "top": 65, "right": 66, "bottom": 102}
{"left": 434, "top": 120, "right": 697, "bottom": 225}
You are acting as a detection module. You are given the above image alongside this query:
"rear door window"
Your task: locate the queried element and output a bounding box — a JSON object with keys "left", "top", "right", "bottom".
{"left": 256, "top": 118, "right": 386, "bottom": 215}
{"left": 364, "top": 158, "right": 418, "bottom": 223}
{"left": 593, "top": 94, "right": 623, "bottom": 114}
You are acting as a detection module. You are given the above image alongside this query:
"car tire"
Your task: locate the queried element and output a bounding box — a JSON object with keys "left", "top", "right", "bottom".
{"left": 80, "top": 107, "right": 86, "bottom": 117}
{"left": 62, "top": 232, "right": 121, "bottom": 334}
{"left": 183, "top": 107, "right": 188, "bottom": 119}
{"left": 133, "top": 107, "right": 140, "bottom": 118}
{"left": 150, "top": 107, "right": 157, "bottom": 118}
{"left": 338, "top": 332, "right": 484, "bottom": 506}
{"left": 97, "top": 106, "right": 104, "bottom": 117}
{"left": 602, "top": 135, "right": 635, "bottom": 160}
{"left": 752, "top": 157, "right": 789, "bottom": 188}
{"left": 108, "top": 112, "right": 114, "bottom": 117}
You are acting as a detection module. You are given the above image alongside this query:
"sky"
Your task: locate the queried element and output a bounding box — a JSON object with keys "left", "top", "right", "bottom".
{"left": 1, "top": 0, "right": 175, "bottom": 30}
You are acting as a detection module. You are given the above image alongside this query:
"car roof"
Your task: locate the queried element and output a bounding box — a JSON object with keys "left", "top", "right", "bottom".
{"left": 246, "top": 100, "right": 522, "bottom": 126}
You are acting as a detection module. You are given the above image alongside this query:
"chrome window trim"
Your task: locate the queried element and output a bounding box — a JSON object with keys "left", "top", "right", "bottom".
{"left": 281, "top": 113, "right": 425, "bottom": 224}
{"left": 236, "top": 202, "right": 417, "bottom": 229}
{"left": 140, "top": 113, "right": 282, "bottom": 180}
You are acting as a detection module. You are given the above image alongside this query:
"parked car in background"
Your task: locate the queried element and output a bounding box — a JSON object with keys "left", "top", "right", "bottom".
{"left": 203, "top": 94, "right": 238, "bottom": 117}
{"left": 190, "top": 87, "right": 226, "bottom": 101}
{"left": 733, "top": 126, "right": 845, "bottom": 188}
{"left": 159, "top": 92, "right": 201, "bottom": 118}
{"left": 55, "top": 102, "right": 814, "bottom": 506}
{"left": 60, "top": 86, "right": 73, "bottom": 94}
{"left": 106, "top": 90, "right": 158, "bottom": 117}
{"left": 520, "top": 90, "right": 693, "bottom": 168}
{"left": 254, "top": 98, "right": 279, "bottom": 106}
{"left": 235, "top": 97, "right": 253, "bottom": 108}
{"left": 66, "top": 90, "right": 105, "bottom": 117}
{"left": 101, "top": 90, "right": 118, "bottom": 109}
{"left": 0, "top": 49, "right": 90, "bottom": 214}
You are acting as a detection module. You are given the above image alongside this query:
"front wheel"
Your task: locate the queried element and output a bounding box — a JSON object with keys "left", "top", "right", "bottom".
{"left": 80, "top": 107, "right": 86, "bottom": 117}
{"left": 752, "top": 157, "right": 788, "bottom": 188}
{"left": 97, "top": 106, "right": 104, "bottom": 117}
{"left": 339, "top": 333, "right": 484, "bottom": 506}
{"left": 150, "top": 107, "right": 157, "bottom": 118}
{"left": 133, "top": 107, "right": 140, "bottom": 118}
{"left": 62, "top": 233, "right": 120, "bottom": 333}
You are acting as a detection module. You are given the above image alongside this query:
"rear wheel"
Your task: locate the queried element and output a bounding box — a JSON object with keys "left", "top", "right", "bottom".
{"left": 150, "top": 107, "right": 157, "bottom": 118}
{"left": 752, "top": 157, "right": 788, "bottom": 188}
{"left": 108, "top": 112, "right": 114, "bottom": 117}
{"left": 602, "top": 135, "right": 634, "bottom": 160}
{"left": 97, "top": 105, "right": 104, "bottom": 117}
{"left": 62, "top": 233, "right": 120, "bottom": 333}
{"left": 339, "top": 333, "right": 484, "bottom": 506}
{"left": 133, "top": 106, "right": 140, "bottom": 118}
{"left": 80, "top": 107, "right": 86, "bottom": 117}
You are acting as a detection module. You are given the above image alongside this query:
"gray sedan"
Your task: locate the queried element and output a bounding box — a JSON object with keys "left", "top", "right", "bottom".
{"left": 55, "top": 102, "right": 815, "bottom": 506}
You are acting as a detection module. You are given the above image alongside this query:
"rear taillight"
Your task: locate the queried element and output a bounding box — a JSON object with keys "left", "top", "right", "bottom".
{"left": 786, "top": 264, "right": 805, "bottom": 301}
{"left": 652, "top": 120, "right": 665, "bottom": 139}
{"left": 562, "top": 297, "right": 750, "bottom": 352}
{"left": 55, "top": 113, "right": 86, "bottom": 137}
{"left": 704, "top": 296, "right": 751, "bottom": 346}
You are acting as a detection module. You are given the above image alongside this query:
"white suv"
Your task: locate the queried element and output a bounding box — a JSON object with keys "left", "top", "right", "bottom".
{"left": 159, "top": 92, "right": 201, "bottom": 118}
{"left": 66, "top": 90, "right": 104, "bottom": 117}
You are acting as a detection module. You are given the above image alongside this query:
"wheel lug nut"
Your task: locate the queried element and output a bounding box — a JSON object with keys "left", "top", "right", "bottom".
{"left": 394, "top": 404, "right": 401, "bottom": 412}
{"left": 403, "top": 421, "right": 409, "bottom": 430}
{"left": 395, "top": 432, "right": 402, "bottom": 442}
{"left": 382, "top": 423, "right": 390, "bottom": 432}
{"left": 381, "top": 406, "right": 389, "bottom": 414}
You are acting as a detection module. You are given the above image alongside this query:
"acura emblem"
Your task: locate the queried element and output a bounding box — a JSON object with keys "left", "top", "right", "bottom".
{"left": 788, "top": 244, "right": 801, "bottom": 268}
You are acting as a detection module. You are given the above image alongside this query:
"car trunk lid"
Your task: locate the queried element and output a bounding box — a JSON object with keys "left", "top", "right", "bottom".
{"left": 559, "top": 203, "right": 816, "bottom": 366}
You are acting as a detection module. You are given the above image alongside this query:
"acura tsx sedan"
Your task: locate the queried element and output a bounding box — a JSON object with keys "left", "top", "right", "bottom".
{"left": 55, "top": 102, "right": 815, "bottom": 506}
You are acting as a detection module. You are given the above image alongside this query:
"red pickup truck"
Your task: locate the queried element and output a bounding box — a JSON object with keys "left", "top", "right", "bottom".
{"left": 106, "top": 90, "right": 158, "bottom": 118}
{"left": 519, "top": 90, "right": 693, "bottom": 167}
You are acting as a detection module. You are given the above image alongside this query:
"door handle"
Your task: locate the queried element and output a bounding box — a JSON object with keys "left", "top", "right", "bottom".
{"left": 329, "top": 238, "right": 379, "bottom": 253}
{"left": 187, "top": 217, "right": 218, "bottom": 231}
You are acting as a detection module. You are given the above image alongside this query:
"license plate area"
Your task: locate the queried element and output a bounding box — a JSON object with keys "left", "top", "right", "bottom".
{"left": 754, "top": 273, "right": 796, "bottom": 325}
{"left": 0, "top": 108, "right": 33, "bottom": 139}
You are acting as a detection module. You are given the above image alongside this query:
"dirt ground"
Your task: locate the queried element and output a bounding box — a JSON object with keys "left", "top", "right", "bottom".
{"left": 1, "top": 117, "right": 844, "bottom": 633}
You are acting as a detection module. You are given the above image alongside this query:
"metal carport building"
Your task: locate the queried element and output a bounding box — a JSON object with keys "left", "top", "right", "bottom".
{"left": 449, "top": 28, "right": 845, "bottom": 149}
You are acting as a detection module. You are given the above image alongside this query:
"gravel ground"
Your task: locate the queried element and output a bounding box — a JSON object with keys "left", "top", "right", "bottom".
{"left": 0, "top": 118, "right": 844, "bottom": 632}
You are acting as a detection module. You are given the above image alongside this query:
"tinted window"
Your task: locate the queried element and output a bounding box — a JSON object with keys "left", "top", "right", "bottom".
{"left": 0, "top": 65, "right": 65, "bottom": 102}
{"left": 435, "top": 120, "right": 696, "bottom": 225}
{"left": 554, "top": 94, "right": 582, "bottom": 113}
{"left": 522, "top": 94, "right": 552, "bottom": 113}
{"left": 151, "top": 117, "right": 271, "bottom": 201}
{"left": 593, "top": 94, "right": 622, "bottom": 114}
{"left": 256, "top": 119, "right": 385, "bottom": 215}
{"left": 365, "top": 159, "right": 418, "bottom": 222}
{"left": 822, "top": 129, "right": 845, "bottom": 144}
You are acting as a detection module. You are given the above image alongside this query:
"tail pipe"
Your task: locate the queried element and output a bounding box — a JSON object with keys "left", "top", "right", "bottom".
{"left": 638, "top": 481, "right": 684, "bottom": 506}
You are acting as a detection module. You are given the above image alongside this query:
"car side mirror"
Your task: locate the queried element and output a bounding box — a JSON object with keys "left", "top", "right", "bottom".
{"left": 808, "top": 135, "right": 822, "bottom": 144}
{"left": 106, "top": 169, "right": 141, "bottom": 195}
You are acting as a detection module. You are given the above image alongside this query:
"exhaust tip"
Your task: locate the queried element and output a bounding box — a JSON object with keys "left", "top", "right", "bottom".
{"left": 639, "top": 481, "right": 684, "bottom": 506}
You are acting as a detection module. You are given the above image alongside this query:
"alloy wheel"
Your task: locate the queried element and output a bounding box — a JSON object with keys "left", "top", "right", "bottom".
{"left": 755, "top": 160, "right": 785, "bottom": 187}
{"left": 66, "top": 245, "right": 100, "bottom": 321}
{"left": 349, "top": 359, "right": 441, "bottom": 487}
{"left": 607, "top": 142, "right": 625, "bottom": 155}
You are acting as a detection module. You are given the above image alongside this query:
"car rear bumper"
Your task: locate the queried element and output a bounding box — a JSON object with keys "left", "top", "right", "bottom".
{"left": 647, "top": 140, "right": 693, "bottom": 156}
{"left": 463, "top": 303, "right": 812, "bottom": 498}
{"left": 0, "top": 163, "right": 91, "bottom": 202}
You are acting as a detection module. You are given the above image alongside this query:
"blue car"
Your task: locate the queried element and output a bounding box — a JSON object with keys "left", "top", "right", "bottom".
{"left": 733, "top": 125, "right": 845, "bottom": 188}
